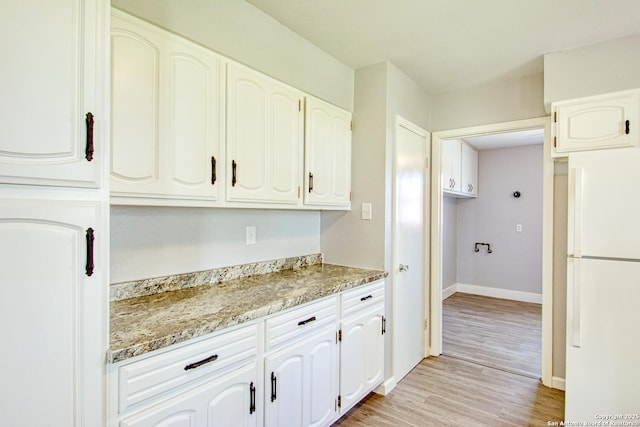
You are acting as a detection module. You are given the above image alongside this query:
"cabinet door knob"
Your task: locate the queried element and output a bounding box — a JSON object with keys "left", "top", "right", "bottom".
{"left": 399, "top": 264, "right": 409, "bottom": 272}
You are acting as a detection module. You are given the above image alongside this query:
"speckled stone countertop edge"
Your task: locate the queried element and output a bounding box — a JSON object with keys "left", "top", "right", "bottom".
{"left": 108, "top": 267, "right": 387, "bottom": 364}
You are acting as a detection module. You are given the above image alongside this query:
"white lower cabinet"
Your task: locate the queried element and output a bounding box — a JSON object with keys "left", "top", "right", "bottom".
{"left": 339, "top": 281, "right": 385, "bottom": 414}
{"left": 264, "top": 327, "right": 338, "bottom": 427}
{"left": 111, "top": 281, "right": 386, "bottom": 427}
{"left": 120, "top": 361, "right": 259, "bottom": 427}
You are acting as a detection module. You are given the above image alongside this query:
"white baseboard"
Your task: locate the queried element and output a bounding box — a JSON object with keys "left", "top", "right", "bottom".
{"left": 374, "top": 376, "right": 397, "bottom": 396}
{"left": 552, "top": 376, "right": 565, "bottom": 391}
{"left": 453, "top": 283, "right": 543, "bottom": 304}
{"left": 442, "top": 284, "right": 457, "bottom": 300}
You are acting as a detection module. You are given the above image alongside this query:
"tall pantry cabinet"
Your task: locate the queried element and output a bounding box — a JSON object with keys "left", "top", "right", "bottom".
{"left": 0, "top": 1, "right": 109, "bottom": 426}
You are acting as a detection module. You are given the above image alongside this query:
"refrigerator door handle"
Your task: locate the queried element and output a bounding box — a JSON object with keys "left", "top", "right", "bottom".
{"left": 570, "top": 258, "right": 582, "bottom": 348}
{"left": 568, "top": 167, "right": 583, "bottom": 257}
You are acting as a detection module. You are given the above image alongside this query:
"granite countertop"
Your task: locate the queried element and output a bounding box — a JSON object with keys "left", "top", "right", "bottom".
{"left": 109, "top": 263, "right": 387, "bottom": 363}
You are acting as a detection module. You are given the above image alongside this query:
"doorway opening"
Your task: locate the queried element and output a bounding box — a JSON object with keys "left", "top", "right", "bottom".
{"left": 430, "top": 117, "right": 554, "bottom": 387}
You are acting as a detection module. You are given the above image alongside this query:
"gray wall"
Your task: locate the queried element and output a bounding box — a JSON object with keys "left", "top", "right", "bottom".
{"left": 320, "top": 61, "right": 432, "bottom": 383}
{"left": 430, "top": 73, "right": 546, "bottom": 132}
{"left": 544, "top": 34, "right": 640, "bottom": 108}
{"left": 456, "top": 145, "right": 543, "bottom": 294}
{"left": 442, "top": 197, "right": 458, "bottom": 290}
{"left": 110, "top": 207, "right": 321, "bottom": 283}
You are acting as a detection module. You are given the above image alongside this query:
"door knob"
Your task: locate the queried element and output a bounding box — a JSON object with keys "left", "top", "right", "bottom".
{"left": 399, "top": 264, "right": 409, "bottom": 272}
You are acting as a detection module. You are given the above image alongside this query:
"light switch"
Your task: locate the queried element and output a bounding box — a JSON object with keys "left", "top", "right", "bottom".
{"left": 516, "top": 224, "right": 523, "bottom": 232}
{"left": 361, "top": 203, "right": 372, "bottom": 220}
{"left": 246, "top": 226, "right": 256, "bottom": 245}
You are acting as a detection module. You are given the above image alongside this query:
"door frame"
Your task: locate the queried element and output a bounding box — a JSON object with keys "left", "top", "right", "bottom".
{"left": 429, "top": 116, "right": 554, "bottom": 388}
{"left": 390, "top": 115, "right": 430, "bottom": 391}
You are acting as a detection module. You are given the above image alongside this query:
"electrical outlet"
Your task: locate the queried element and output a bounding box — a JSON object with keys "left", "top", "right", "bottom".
{"left": 516, "top": 224, "right": 523, "bottom": 232}
{"left": 246, "top": 226, "right": 256, "bottom": 245}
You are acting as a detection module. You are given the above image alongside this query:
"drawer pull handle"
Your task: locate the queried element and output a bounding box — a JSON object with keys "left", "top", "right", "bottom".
{"left": 184, "top": 354, "right": 218, "bottom": 371}
{"left": 270, "top": 371, "right": 277, "bottom": 402}
{"left": 297, "top": 316, "right": 317, "bottom": 326}
{"left": 360, "top": 295, "right": 373, "bottom": 302}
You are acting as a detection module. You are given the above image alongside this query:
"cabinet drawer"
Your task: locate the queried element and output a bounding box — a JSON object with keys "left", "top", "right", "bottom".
{"left": 119, "top": 323, "right": 258, "bottom": 413}
{"left": 341, "top": 280, "right": 385, "bottom": 318}
{"left": 265, "top": 296, "right": 337, "bottom": 352}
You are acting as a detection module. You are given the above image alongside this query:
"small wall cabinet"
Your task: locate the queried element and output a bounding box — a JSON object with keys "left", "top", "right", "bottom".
{"left": 110, "top": 10, "right": 223, "bottom": 204}
{"left": 304, "top": 96, "right": 352, "bottom": 208}
{"left": 442, "top": 139, "right": 478, "bottom": 198}
{"left": 552, "top": 89, "right": 640, "bottom": 156}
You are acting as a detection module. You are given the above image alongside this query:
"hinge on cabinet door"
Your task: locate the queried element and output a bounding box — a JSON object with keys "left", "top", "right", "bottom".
{"left": 424, "top": 319, "right": 429, "bottom": 330}
{"left": 337, "top": 329, "right": 342, "bottom": 342}
{"left": 350, "top": 121, "right": 353, "bottom": 131}
{"left": 350, "top": 192, "right": 352, "bottom": 201}
{"left": 553, "top": 136, "right": 557, "bottom": 148}
{"left": 553, "top": 111, "right": 557, "bottom": 123}
{"left": 382, "top": 316, "right": 386, "bottom": 335}
{"left": 298, "top": 186, "right": 300, "bottom": 198}
{"left": 338, "top": 395, "right": 342, "bottom": 409}
{"left": 298, "top": 99, "right": 302, "bottom": 112}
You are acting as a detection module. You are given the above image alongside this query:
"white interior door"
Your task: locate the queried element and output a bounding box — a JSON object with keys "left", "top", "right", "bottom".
{"left": 393, "top": 117, "right": 430, "bottom": 381}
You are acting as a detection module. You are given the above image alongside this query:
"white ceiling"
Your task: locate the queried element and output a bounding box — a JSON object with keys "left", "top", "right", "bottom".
{"left": 462, "top": 129, "right": 544, "bottom": 151}
{"left": 246, "top": 0, "right": 640, "bottom": 95}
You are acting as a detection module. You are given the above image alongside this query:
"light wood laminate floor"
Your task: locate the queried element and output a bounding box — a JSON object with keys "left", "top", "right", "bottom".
{"left": 443, "top": 293, "right": 542, "bottom": 378}
{"left": 333, "top": 293, "right": 563, "bottom": 426}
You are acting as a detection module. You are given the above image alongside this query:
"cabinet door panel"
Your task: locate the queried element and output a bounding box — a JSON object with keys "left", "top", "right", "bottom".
{"left": 340, "top": 305, "right": 384, "bottom": 413}
{"left": 0, "top": 0, "right": 100, "bottom": 187}
{"left": 304, "top": 96, "right": 352, "bottom": 208}
{"left": 111, "top": 25, "right": 160, "bottom": 187}
{"left": 227, "top": 63, "right": 301, "bottom": 204}
{"left": 554, "top": 90, "right": 640, "bottom": 154}
{"left": 206, "top": 362, "right": 259, "bottom": 427}
{"left": 166, "top": 46, "right": 221, "bottom": 199}
{"left": 229, "top": 76, "right": 267, "bottom": 192}
{"left": 271, "top": 91, "right": 300, "bottom": 196}
{"left": 441, "top": 139, "right": 461, "bottom": 193}
{"left": 309, "top": 332, "right": 338, "bottom": 427}
{"left": 265, "top": 352, "right": 305, "bottom": 427}
{"left": 0, "top": 201, "right": 102, "bottom": 427}
{"left": 461, "top": 142, "right": 477, "bottom": 196}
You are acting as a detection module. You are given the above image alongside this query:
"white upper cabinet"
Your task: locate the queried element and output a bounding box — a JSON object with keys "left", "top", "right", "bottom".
{"left": 442, "top": 139, "right": 477, "bottom": 198}
{"left": 0, "top": 0, "right": 103, "bottom": 188}
{"left": 460, "top": 141, "right": 478, "bottom": 197}
{"left": 441, "top": 139, "right": 462, "bottom": 193}
{"left": 304, "top": 96, "right": 352, "bottom": 208}
{"left": 111, "top": 10, "right": 223, "bottom": 203}
{"left": 226, "top": 62, "right": 303, "bottom": 205}
{"left": 552, "top": 89, "right": 640, "bottom": 156}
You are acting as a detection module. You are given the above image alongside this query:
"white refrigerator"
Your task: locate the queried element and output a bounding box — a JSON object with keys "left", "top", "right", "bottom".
{"left": 565, "top": 148, "right": 640, "bottom": 422}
